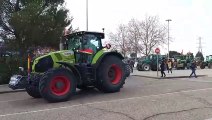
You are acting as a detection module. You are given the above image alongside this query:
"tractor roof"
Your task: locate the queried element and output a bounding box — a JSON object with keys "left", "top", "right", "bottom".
{"left": 65, "top": 31, "right": 105, "bottom": 39}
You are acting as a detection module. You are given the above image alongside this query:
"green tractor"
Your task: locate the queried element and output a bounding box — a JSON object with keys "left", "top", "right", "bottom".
{"left": 136, "top": 54, "right": 166, "bottom": 71}
{"left": 174, "top": 54, "right": 193, "bottom": 70}
{"left": 9, "top": 31, "right": 127, "bottom": 103}
{"left": 199, "top": 55, "right": 212, "bottom": 69}
{"left": 206, "top": 55, "right": 212, "bottom": 68}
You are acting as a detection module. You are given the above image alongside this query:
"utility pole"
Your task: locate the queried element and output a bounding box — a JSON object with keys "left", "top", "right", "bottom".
{"left": 198, "top": 37, "right": 203, "bottom": 53}
{"left": 166, "top": 19, "right": 172, "bottom": 59}
{"left": 86, "top": 0, "right": 88, "bottom": 31}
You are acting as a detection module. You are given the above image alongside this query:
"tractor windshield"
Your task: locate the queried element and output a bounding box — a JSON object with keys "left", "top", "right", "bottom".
{"left": 67, "top": 35, "right": 82, "bottom": 50}
{"left": 65, "top": 32, "right": 103, "bottom": 54}
{"left": 208, "top": 56, "right": 212, "bottom": 61}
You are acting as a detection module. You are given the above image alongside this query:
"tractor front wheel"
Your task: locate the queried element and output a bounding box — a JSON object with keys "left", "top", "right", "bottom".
{"left": 96, "top": 55, "right": 126, "bottom": 93}
{"left": 26, "top": 75, "right": 41, "bottom": 98}
{"left": 142, "top": 64, "right": 150, "bottom": 71}
{"left": 26, "top": 85, "right": 41, "bottom": 98}
{"left": 39, "top": 68, "right": 76, "bottom": 102}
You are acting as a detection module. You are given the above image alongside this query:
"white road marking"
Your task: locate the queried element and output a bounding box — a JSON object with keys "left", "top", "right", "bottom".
{"left": 186, "top": 79, "right": 212, "bottom": 83}
{"left": 167, "top": 78, "right": 212, "bottom": 83}
{"left": 1, "top": 87, "right": 212, "bottom": 117}
{"left": 0, "top": 98, "right": 29, "bottom": 103}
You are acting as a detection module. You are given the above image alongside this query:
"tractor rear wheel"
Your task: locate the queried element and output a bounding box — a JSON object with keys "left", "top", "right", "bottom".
{"left": 200, "top": 63, "right": 205, "bottom": 69}
{"left": 137, "top": 64, "right": 143, "bottom": 71}
{"left": 39, "top": 68, "right": 76, "bottom": 102}
{"left": 96, "top": 55, "right": 126, "bottom": 93}
{"left": 208, "top": 63, "right": 212, "bottom": 69}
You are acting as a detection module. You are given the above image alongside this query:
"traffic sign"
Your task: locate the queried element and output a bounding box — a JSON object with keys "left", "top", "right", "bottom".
{"left": 155, "top": 48, "right": 160, "bottom": 54}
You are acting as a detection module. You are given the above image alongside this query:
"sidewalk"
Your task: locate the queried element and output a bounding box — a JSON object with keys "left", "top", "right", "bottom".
{"left": 131, "top": 68, "right": 211, "bottom": 79}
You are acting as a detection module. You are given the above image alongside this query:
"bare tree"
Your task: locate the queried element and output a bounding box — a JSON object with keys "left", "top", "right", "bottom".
{"left": 140, "top": 16, "right": 166, "bottom": 56}
{"left": 109, "top": 15, "right": 167, "bottom": 57}
{"left": 109, "top": 24, "right": 129, "bottom": 57}
{"left": 127, "top": 19, "right": 143, "bottom": 58}
{"left": 127, "top": 16, "right": 167, "bottom": 56}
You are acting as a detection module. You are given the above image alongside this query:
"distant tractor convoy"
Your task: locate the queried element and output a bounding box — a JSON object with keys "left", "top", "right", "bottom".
{"left": 136, "top": 52, "right": 212, "bottom": 71}
{"left": 9, "top": 31, "right": 129, "bottom": 103}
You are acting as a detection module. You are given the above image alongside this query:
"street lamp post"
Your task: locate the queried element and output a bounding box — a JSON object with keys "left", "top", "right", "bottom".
{"left": 86, "top": 0, "right": 88, "bottom": 31}
{"left": 166, "top": 19, "right": 172, "bottom": 59}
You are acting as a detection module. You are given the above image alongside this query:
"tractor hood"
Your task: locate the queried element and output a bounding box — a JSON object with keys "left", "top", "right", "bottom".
{"left": 31, "top": 50, "right": 75, "bottom": 73}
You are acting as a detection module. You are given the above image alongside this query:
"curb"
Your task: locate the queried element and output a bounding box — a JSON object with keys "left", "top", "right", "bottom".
{"left": 0, "top": 89, "right": 25, "bottom": 94}
{"left": 0, "top": 84, "right": 25, "bottom": 94}
{"left": 131, "top": 75, "right": 208, "bottom": 79}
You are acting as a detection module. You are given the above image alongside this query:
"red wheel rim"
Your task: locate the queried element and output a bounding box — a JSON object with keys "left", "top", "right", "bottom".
{"left": 108, "top": 64, "right": 122, "bottom": 85}
{"left": 50, "top": 76, "right": 71, "bottom": 96}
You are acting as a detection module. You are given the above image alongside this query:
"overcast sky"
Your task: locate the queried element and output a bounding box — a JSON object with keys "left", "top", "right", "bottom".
{"left": 65, "top": 0, "right": 212, "bottom": 57}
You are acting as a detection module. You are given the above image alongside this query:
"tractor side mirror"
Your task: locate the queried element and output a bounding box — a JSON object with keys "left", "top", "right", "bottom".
{"left": 19, "top": 67, "right": 24, "bottom": 72}
{"left": 105, "top": 44, "right": 111, "bottom": 49}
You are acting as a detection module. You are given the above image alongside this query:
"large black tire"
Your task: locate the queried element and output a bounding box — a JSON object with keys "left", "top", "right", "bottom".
{"left": 150, "top": 63, "right": 158, "bottom": 71}
{"left": 39, "top": 68, "right": 76, "bottom": 103}
{"left": 182, "top": 66, "right": 185, "bottom": 70}
{"left": 96, "top": 55, "right": 126, "bottom": 93}
{"left": 26, "top": 85, "right": 41, "bottom": 98}
{"left": 142, "top": 64, "right": 150, "bottom": 71}
{"left": 208, "top": 63, "right": 212, "bottom": 69}
{"left": 200, "top": 64, "right": 205, "bottom": 69}
{"left": 137, "top": 64, "right": 143, "bottom": 71}
{"left": 124, "top": 64, "right": 131, "bottom": 77}
{"left": 26, "top": 75, "right": 41, "bottom": 98}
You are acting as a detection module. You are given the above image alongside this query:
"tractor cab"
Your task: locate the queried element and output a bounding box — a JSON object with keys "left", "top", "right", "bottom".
{"left": 63, "top": 31, "right": 105, "bottom": 63}
{"left": 206, "top": 55, "right": 212, "bottom": 62}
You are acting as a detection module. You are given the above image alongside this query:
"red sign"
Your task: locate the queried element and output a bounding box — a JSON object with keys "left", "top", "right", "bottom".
{"left": 155, "top": 48, "right": 160, "bottom": 54}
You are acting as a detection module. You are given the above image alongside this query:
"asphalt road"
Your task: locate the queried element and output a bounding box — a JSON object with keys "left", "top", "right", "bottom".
{"left": 1, "top": 76, "right": 212, "bottom": 120}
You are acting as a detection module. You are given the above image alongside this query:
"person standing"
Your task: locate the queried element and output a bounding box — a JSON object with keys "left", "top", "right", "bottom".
{"left": 129, "top": 59, "right": 134, "bottom": 73}
{"left": 160, "top": 60, "right": 166, "bottom": 77}
{"left": 167, "top": 59, "right": 173, "bottom": 74}
{"left": 189, "top": 61, "right": 197, "bottom": 78}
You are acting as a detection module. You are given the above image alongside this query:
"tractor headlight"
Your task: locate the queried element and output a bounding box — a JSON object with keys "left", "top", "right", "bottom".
{"left": 9, "top": 75, "right": 23, "bottom": 89}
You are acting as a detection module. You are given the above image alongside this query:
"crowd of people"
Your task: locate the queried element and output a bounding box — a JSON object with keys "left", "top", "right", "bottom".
{"left": 160, "top": 59, "right": 197, "bottom": 78}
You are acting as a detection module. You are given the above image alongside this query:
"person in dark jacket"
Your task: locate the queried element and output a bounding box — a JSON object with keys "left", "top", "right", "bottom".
{"left": 160, "top": 60, "right": 166, "bottom": 77}
{"left": 189, "top": 61, "right": 197, "bottom": 78}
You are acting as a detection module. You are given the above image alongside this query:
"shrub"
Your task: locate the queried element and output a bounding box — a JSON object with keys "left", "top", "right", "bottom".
{"left": 0, "top": 56, "right": 26, "bottom": 84}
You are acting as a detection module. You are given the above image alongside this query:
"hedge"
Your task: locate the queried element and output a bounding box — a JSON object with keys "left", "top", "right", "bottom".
{"left": 0, "top": 57, "right": 26, "bottom": 85}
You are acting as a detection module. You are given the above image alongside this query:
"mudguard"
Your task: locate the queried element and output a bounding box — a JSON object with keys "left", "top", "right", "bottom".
{"left": 56, "top": 62, "right": 82, "bottom": 85}
{"left": 94, "top": 51, "right": 124, "bottom": 68}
